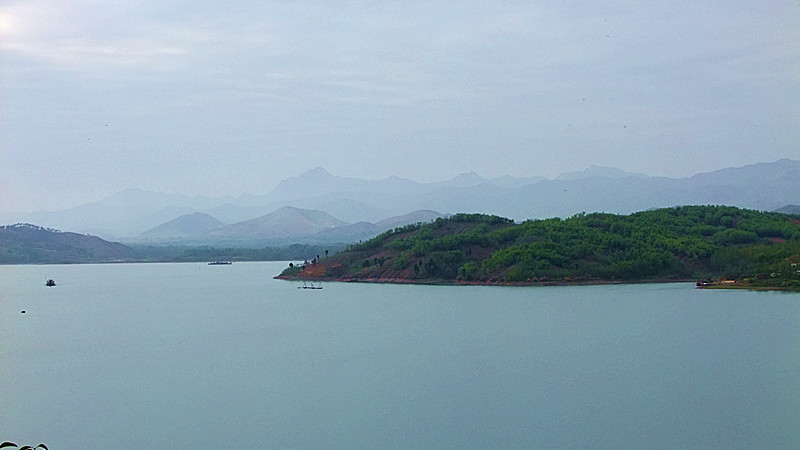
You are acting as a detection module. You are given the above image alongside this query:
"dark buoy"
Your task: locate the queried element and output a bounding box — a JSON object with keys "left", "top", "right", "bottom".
{"left": 21, "top": 310, "right": 26, "bottom": 314}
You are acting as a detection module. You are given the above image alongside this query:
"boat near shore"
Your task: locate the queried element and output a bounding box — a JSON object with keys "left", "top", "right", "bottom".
{"left": 208, "top": 261, "right": 232, "bottom": 265}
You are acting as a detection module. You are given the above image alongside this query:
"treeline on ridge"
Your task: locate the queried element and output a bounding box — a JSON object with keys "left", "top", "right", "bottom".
{"left": 283, "top": 206, "right": 800, "bottom": 284}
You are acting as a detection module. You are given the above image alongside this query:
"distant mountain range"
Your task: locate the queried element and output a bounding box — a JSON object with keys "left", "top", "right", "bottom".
{"left": 135, "top": 207, "right": 443, "bottom": 246}
{"left": 2, "top": 159, "right": 798, "bottom": 244}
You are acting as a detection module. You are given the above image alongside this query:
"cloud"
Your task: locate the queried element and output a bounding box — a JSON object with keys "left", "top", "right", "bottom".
{"left": 1, "top": 4, "right": 166, "bottom": 71}
{"left": 3, "top": 0, "right": 797, "bottom": 118}
{"left": 5, "top": 0, "right": 791, "bottom": 107}
{"left": 1, "top": 1, "right": 798, "bottom": 212}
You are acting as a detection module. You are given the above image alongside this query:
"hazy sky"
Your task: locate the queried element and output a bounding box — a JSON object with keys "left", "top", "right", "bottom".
{"left": 1, "top": 1, "right": 798, "bottom": 212}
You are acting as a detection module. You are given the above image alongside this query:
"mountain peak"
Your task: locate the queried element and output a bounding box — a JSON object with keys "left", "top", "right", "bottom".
{"left": 452, "top": 171, "right": 486, "bottom": 183}
{"left": 273, "top": 205, "right": 308, "bottom": 214}
{"left": 300, "top": 167, "right": 333, "bottom": 178}
{"left": 208, "top": 206, "right": 349, "bottom": 240}
{"left": 425, "top": 171, "right": 487, "bottom": 189}
{"left": 139, "top": 212, "right": 226, "bottom": 239}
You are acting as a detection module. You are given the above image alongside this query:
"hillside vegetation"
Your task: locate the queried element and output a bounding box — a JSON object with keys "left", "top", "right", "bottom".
{"left": 0, "top": 224, "right": 134, "bottom": 264}
{"left": 277, "top": 206, "right": 800, "bottom": 288}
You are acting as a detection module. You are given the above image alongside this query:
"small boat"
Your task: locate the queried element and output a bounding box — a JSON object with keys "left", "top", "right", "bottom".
{"left": 208, "top": 261, "right": 232, "bottom": 265}
{"left": 298, "top": 281, "right": 323, "bottom": 289}
{"left": 45, "top": 279, "right": 56, "bottom": 287}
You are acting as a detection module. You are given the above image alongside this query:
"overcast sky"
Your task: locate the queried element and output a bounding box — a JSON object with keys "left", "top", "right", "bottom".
{"left": 1, "top": 1, "right": 798, "bottom": 212}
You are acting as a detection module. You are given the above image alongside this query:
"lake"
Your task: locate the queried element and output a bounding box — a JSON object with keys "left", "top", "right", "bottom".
{"left": 1, "top": 262, "right": 798, "bottom": 448}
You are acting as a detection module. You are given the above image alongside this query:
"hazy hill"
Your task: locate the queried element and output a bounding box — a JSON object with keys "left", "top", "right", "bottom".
{"left": 0, "top": 224, "right": 134, "bottom": 264}
{"left": 208, "top": 206, "right": 348, "bottom": 241}
{"left": 688, "top": 158, "right": 798, "bottom": 186}
{"left": 488, "top": 174, "right": 547, "bottom": 189}
{"left": 308, "top": 209, "right": 445, "bottom": 244}
{"left": 423, "top": 171, "right": 488, "bottom": 190}
{"left": 774, "top": 205, "right": 800, "bottom": 215}
{"left": 311, "top": 222, "right": 381, "bottom": 243}
{"left": 201, "top": 203, "right": 280, "bottom": 224}
{"left": 556, "top": 165, "right": 649, "bottom": 180}
{"left": 292, "top": 198, "right": 389, "bottom": 224}
{"left": 139, "top": 212, "right": 227, "bottom": 240}
{"left": 375, "top": 210, "right": 444, "bottom": 230}
{"left": 5, "top": 190, "right": 216, "bottom": 239}
{"left": 268, "top": 167, "right": 425, "bottom": 201}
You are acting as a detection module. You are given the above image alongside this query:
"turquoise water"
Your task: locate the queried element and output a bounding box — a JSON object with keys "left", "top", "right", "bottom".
{"left": 1, "top": 262, "right": 799, "bottom": 448}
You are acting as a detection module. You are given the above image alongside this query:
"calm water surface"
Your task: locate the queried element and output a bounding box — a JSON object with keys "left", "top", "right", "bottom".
{"left": 1, "top": 262, "right": 798, "bottom": 448}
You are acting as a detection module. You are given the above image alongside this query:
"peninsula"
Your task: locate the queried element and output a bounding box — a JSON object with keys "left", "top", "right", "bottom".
{"left": 276, "top": 206, "right": 800, "bottom": 290}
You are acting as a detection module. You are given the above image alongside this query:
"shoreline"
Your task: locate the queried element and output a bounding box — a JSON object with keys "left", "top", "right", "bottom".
{"left": 698, "top": 283, "right": 800, "bottom": 292}
{"left": 274, "top": 275, "right": 697, "bottom": 288}
{"left": 276, "top": 275, "right": 800, "bottom": 291}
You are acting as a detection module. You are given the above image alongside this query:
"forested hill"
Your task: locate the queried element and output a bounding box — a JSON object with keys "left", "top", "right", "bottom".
{"left": 277, "top": 206, "right": 800, "bottom": 287}
{"left": 0, "top": 223, "right": 135, "bottom": 264}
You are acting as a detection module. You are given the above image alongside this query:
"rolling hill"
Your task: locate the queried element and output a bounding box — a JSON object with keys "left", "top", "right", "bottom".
{"left": 206, "top": 206, "right": 348, "bottom": 241}
{"left": 276, "top": 206, "right": 800, "bottom": 289}
{"left": 139, "top": 212, "right": 227, "bottom": 240}
{"left": 0, "top": 224, "right": 134, "bottom": 264}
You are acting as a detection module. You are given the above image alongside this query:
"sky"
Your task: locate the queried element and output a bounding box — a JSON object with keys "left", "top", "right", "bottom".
{"left": 1, "top": 1, "right": 798, "bottom": 213}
